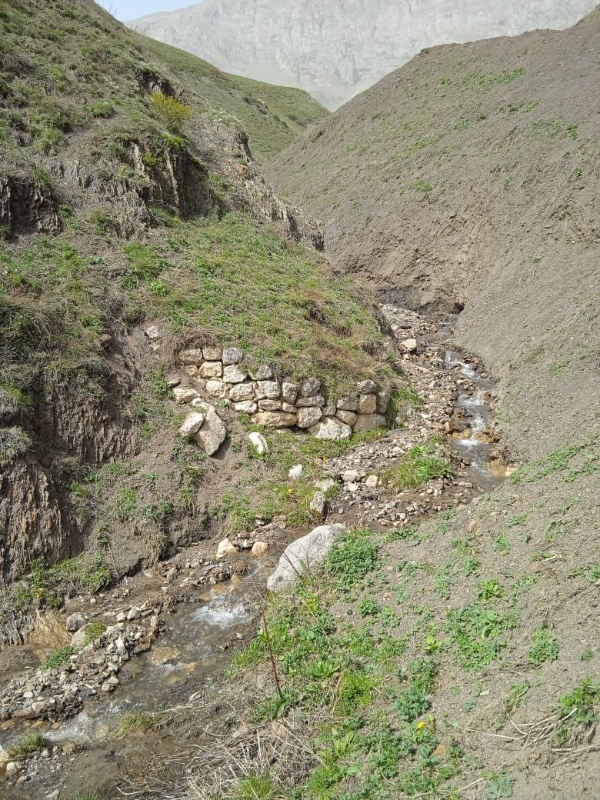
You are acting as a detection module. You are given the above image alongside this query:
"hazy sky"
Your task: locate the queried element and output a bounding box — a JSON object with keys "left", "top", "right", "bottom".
{"left": 97, "top": 1, "right": 197, "bottom": 22}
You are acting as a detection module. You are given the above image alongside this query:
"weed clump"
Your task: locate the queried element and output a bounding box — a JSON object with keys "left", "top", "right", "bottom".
{"left": 149, "top": 92, "right": 191, "bottom": 134}
{"left": 385, "top": 441, "right": 454, "bottom": 490}
{"left": 44, "top": 645, "right": 77, "bottom": 669}
{"left": 7, "top": 732, "right": 45, "bottom": 759}
{"left": 325, "top": 527, "right": 380, "bottom": 591}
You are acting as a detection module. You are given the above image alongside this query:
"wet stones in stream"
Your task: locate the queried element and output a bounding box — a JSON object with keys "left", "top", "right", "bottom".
{"left": 0, "top": 621, "right": 158, "bottom": 725}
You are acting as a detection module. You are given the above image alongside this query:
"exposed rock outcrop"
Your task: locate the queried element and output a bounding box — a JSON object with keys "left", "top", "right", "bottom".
{"left": 0, "top": 175, "right": 63, "bottom": 237}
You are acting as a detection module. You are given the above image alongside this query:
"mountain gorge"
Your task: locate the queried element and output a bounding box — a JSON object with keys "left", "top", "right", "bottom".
{"left": 0, "top": 2, "right": 598, "bottom": 800}
{"left": 129, "top": 0, "right": 600, "bottom": 108}
{"left": 267, "top": 8, "right": 600, "bottom": 462}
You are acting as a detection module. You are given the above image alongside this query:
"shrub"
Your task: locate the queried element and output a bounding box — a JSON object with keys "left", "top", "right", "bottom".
{"left": 0, "top": 426, "right": 31, "bottom": 464}
{"left": 149, "top": 92, "right": 191, "bottom": 134}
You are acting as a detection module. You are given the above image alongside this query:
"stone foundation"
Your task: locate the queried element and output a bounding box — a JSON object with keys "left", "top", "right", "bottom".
{"left": 169, "top": 342, "right": 391, "bottom": 441}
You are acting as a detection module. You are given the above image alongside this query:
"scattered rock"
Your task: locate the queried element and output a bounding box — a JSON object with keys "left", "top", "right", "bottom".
{"left": 336, "top": 409, "right": 357, "bottom": 426}
{"left": 258, "top": 399, "right": 282, "bottom": 411}
{"left": 248, "top": 432, "right": 269, "bottom": 455}
{"left": 309, "top": 417, "right": 352, "bottom": 441}
{"left": 342, "top": 469, "right": 360, "bottom": 483}
{"left": 216, "top": 538, "right": 237, "bottom": 560}
{"left": 249, "top": 364, "right": 273, "bottom": 380}
{"left": 179, "top": 348, "right": 204, "bottom": 364}
{"left": 145, "top": 325, "right": 160, "bottom": 340}
{"left": 178, "top": 412, "right": 205, "bottom": 439}
{"left": 300, "top": 377, "right": 321, "bottom": 397}
{"left": 315, "top": 478, "right": 337, "bottom": 492}
{"left": 199, "top": 361, "right": 223, "bottom": 379}
{"left": 267, "top": 524, "right": 345, "bottom": 592}
{"left": 71, "top": 622, "right": 100, "bottom": 648}
{"left": 357, "top": 379, "right": 377, "bottom": 394}
{"left": 234, "top": 401, "right": 258, "bottom": 413}
{"left": 401, "top": 338, "right": 418, "bottom": 353}
{"left": 353, "top": 413, "right": 387, "bottom": 432}
{"left": 203, "top": 345, "right": 223, "bottom": 361}
{"left": 255, "top": 380, "right": 281, "bottom": 400}
{"left": 193, "top": 403, "right": 227, "bottom": 456}
{"left": 252, "top": 411, "right": 297, "bottom": 428}
{"left": 5, "top": 761, "right": 21, "bottom": 776}
{"left": 229, "top": 383, "right": 256, "bottom": 402}
{"left": 165, "top": 374, "right": 181, "bottom": 388}
{"left": 296, "top": 395, "right": 325, "bottom": 408}
{"left": 289, "top": 464, "right": 303, "bottom": 480}
{"left": 337, "top": 396, "right": 358, "bottom": 411}
{"left": 365, "top": 475, "right": 379, "bottom": 488}
{"left": 65, "top": 612, "right": 86, "bottom": 633}
{"left": 173, "top": 387, "right": 200, "bottom": 404}
{"left": 223, "top": 364, "right": 248, "bottom": 383}
{"left": 309, "top": 491, "right": 327, "bottom": 519}
{"left": 376, "top": 391, "right": 391, "bottom": 414}
{"left": 281, "top": 381, "right": 298, "bottom": 403}
{"left": 0, "top": 623, "right": 156, "bottom": 723}
{"left": 251, "top": 541, "right": 269, "bottom": 558}
{"left": 205, "top": 380, "right": 229, "bottom": 399}
{"left": 358, "top": 394, "right": 377, "bottom": 414}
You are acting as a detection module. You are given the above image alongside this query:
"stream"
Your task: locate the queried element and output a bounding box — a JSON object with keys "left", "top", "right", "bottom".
{"left": 0, "top": 312, "right": 509, "bottom": 797}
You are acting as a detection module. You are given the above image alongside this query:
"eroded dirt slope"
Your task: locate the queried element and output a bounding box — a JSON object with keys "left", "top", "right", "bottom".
{"left": 267, "top": 9, "right": 600, "bottom": 461}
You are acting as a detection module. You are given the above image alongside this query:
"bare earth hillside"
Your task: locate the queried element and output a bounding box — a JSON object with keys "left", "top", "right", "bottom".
{"left": 267, "top": 10, "right": 600, "bottom": 462}
{"left": 129, "top": 0, "right": 599, "bottom": 109}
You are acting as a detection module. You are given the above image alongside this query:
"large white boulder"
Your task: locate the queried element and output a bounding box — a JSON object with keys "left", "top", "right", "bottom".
{"left": 267, "top": 524, "right": 345, "bottom": 592}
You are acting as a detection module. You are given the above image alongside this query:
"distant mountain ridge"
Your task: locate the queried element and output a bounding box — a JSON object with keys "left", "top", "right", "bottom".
{"left": 129, "top": 0, "right": 599, "bottom": 108}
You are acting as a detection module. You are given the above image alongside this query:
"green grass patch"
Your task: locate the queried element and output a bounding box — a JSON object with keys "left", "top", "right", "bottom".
{"left": 446, "top": 602, "right": 517, "bottom": 670}
{"left": 134, "top": 213, "right": 391, "bottom": 396}
{"left": 44, "top": 645, "right": 77, "bottom": 669}
{"left": 6, "top": 732, "right": 45, "bottom": 759}
{"left": 117, "top": 711, "right": 160, "bottom": 736}
{"left": 325, "top": 528, "right": 380, "bottom": 592}
{"left": 384, "top": 441, "right": 454, "bottom": 490}
{"left": 510, "top": 439, "right": 598, "bottom": 484}
{"left": 80, "top": 621, "right": 107, "bottom": 647}
{"left": 555, "top": 679, "right": 600, "bottom": 746}
{"left": 528, "top": 628, "right": 560, "bottom": 666}
{"left": 0, "top": 0, "right": 327, "bottom": 170}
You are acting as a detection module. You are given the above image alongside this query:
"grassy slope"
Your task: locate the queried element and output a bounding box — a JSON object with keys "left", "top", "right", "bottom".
{"left": 0, "top": 0, "right": 377, "bottom": 415}
{"left": 142, "top": 37, "right": 330, "bottom": 160}
{"left": 0, "top": 0, "right": 388, "bottom": 596}
{"left": 213, "top": 441, "right": 599, "bottom": 800}
{"left": 0, "top": 0, "right": 328, "bottom": 166}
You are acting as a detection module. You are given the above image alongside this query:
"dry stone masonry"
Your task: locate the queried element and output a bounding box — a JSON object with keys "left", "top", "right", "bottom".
{"left": 160, "top": 337, "right": 393, "bottom": 456}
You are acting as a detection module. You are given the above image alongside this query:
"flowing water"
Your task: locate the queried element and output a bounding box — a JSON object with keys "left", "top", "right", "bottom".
{"left": 1, "top": 327, "right": 510, "bottom": 771}
{"left": 444, "top": 349, "right": 506, "bottom": 490}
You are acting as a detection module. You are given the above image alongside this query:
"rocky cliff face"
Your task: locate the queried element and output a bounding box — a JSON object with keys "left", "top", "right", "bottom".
{"left": 129, "top": 0, "right": 599, "bottom": 109}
